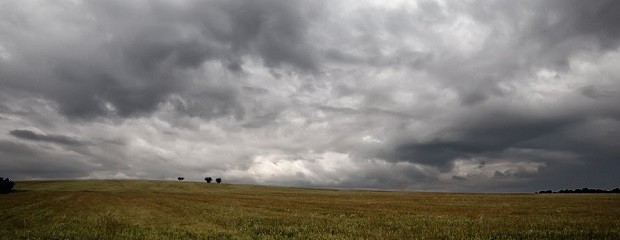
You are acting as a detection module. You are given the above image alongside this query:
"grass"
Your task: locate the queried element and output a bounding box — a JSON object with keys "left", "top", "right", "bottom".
{"left": 1, "top": 180, "right": 619, "bottom": 239}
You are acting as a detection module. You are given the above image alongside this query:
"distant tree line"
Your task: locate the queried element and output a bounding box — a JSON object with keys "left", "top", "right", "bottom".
{"left": 0, "top": 177, "right": 15, "bottom": 194}
{"left": 175, "top": 177, "right": 222, "bottom": 183}
{"left": 538, "top": 187, "right": 620, "bottom": 194}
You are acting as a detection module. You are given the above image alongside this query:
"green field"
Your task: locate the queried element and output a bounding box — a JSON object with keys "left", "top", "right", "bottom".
{"left": 1, "top": 180, "right": 619, "bottom": 239}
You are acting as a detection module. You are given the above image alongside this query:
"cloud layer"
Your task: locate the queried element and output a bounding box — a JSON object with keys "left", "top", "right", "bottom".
{"left": 1, "top": 0, "right": 619, "bottom": 191}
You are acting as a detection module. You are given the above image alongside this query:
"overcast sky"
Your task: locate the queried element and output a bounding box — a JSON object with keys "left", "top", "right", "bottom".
{"left": 1, "top": 0, "right": 619, "bottom": 192}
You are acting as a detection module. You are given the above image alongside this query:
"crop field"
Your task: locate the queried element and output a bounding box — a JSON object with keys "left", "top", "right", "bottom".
{"left": 1, "top": 180, "right": 619, "bottom": 239}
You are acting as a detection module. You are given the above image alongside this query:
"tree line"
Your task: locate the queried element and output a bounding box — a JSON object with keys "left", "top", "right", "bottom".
{"left": 176, "top": 177, "right": 222, "bottom": 183}
{"left": 538, "top": 187, "right": 620, "bottom": 194}
{"left": 0, "top": 177, "right": 15, "bottom": 194}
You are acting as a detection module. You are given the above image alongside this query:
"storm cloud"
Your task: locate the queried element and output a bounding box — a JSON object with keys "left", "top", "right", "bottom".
{"left": 1, "top": 0, "right": 619, "bottom": 192}
{"left": 10, "top": 130, "right": 85, "bottom": 146}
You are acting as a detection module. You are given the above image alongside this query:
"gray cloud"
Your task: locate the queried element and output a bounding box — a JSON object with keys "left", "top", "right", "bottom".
{"left": 1, "top": 0, "right": 619, "bottom": 192}
{"left": 0, "top": 140, "right": 95, "bottom": 179}
{"left": 0, "top": 0, "right": 323, "bottom": 120}
{"left": 10, "top": 130, "right": 85, "bottom": 146}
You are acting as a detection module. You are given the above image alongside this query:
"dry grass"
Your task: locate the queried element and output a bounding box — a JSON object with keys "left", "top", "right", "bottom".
{"left": 1, "top": 180, "right": 619, "bottom": 239}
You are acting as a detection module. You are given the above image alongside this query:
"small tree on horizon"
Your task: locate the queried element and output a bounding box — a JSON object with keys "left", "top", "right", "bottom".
{"left": 178, "top": 177, "right": 185, "bottom": 181}
{"left": 216, "top": 178, "right": 221, "bottom": 184}
{"left": 205, "top": 177, "right": 212, "bottom": 183}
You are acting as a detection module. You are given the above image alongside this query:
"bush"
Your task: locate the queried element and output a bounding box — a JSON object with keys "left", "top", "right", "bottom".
{"left": 216, "top": 178, "right": 221, "bottom": 184}
{"left": 0, "top": 177, "right": 15, "bottom": 194}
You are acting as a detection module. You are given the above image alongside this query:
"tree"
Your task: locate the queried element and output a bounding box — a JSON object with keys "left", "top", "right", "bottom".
{"left": 216, "top": 178, "right": 221, "bottom": 184}
{"left": 541, "top": 187, "right": 620, "bottom": 194}
{"left": 205, "top": 177, "right": 212, "bottom": 183}
{"left": 178, "top": 177, "right": 185, "bottom": 181}
{"left": 0, "top": 177, "right": 15, "bottom": 194}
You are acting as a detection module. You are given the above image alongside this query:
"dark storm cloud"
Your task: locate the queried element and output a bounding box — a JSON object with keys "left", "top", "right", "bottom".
{"left": 533, "top": 0, "right": 620, "bottom": 52}
{"left": 9, "top": 130, "right": 85, "bottom": 146}
{"left": 421, "top": 0, "right": 620, "bottom": 106}
{"left": 3, "top": 0, "right": 614, "bottom": 119}
{"left": 581, "top": 85, "right": 615, "bottom": 100}
{"left": 0, "top": 0, "right": 322, "bottom": 119}
{"left": 1, "top": 0, "right": 619, "bottom": 191}
{"left": 358, "top": 0, "right": 620, "bottom": 189}
{"left": 390, "top": 109, "right": 577, "bottom": 166}
{"left": 388, "top": 97, "right": 620, "bottom": 189}
{"left": 0, "top": 141, "right": 95, "bottom": 179}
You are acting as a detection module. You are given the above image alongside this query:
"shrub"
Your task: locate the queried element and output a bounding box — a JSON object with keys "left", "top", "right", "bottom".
{"left": 0, "top": 177, "right": 15, "bottom": 194}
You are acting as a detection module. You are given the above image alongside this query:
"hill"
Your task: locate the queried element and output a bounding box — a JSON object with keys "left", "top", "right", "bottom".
{"left": 1, "top": 180, "right": 619, "bottom": 239}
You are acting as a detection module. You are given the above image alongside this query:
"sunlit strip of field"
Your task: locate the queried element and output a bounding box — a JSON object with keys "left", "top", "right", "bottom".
{"left": 1, "top": 180, "right": 619, "bottom": 239}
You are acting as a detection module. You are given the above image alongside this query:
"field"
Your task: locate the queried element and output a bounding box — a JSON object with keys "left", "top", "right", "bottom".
{"left": 1, "top": 180, "right": 619, "bottom": 239}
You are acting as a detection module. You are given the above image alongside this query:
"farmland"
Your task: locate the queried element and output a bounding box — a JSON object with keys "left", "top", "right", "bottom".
{"left": 1, "top": 180, "right": 619, "bottom": 239}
